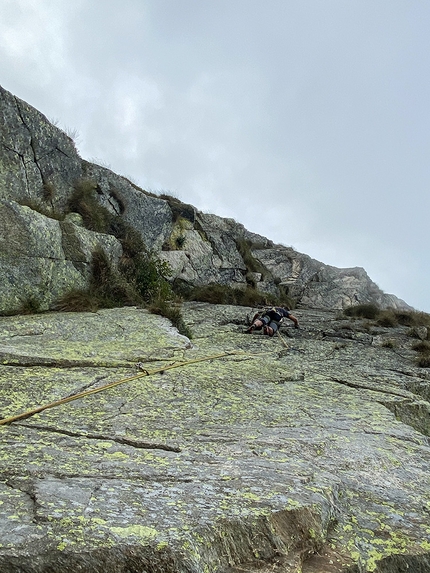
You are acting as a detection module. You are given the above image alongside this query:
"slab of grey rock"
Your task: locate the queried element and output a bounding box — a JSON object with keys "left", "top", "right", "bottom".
{"left": 0, "top": 304, "right": 429, "bottom": 572}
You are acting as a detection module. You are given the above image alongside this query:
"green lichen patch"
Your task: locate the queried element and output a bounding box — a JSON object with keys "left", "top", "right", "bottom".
{"left": 0, "top": 305, "right": 429, "bottom": 571}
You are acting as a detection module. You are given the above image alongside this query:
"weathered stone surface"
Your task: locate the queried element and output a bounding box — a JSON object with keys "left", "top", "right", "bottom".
{"left": 0, "top": 199, "right": 123, "bottom": 312}
{"left": 82, "top": 162, "right": 173, "bottom": 251}
{"left": 0, "top": 304, "right": 429, "bottom": 572}
{"left": 196, "top": 214, "right": 247, "bottom": 271}
{"left": 0, "top": 85, "right": 413, "bottom": 313}
{"left": 160, "top": 213, "right": 252, "bottom": 288}
{"left": 0, "top": 85, "right": 82, "bottom": 211}
{"left": 254, "top": 247, "right": 408, "bottom": 311}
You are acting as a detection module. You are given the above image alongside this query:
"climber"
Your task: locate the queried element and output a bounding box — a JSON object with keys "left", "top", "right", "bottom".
{"left": 246, "top": 306, "right": 299, "bottom": 337}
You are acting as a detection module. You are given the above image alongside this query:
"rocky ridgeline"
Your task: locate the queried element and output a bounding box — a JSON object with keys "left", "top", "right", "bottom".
{"left": 0, "top": 85, "right": 409, "bottom": 315}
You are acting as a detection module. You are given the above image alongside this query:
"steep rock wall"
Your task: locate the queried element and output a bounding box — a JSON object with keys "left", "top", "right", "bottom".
{"left": 0, "top": 85, "right": 410, "bottom": 313}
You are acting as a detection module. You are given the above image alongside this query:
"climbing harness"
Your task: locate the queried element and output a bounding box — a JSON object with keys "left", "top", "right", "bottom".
{"left": 0, "top": 350, "right": 246, "bottom": 426}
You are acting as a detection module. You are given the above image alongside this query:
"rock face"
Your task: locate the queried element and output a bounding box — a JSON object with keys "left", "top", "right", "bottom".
{"left": 0, "top": 85, "right": 410, "bottom": 313}
{"left": 0, "top": 304, "right": 429, "bottom": 572}
{"left": 0, "top": 200, "right": 123, "bottom": 311}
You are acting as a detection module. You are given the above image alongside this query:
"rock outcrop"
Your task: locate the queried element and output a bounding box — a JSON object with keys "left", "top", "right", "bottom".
{"left": 0, "top": 85, "right": 410, "bottom": 314}
{"left": 0, "top": 304, "right": 429, "bottom": 572}
{"left": 0, "top": 85, "right": 429, "bottom": 570}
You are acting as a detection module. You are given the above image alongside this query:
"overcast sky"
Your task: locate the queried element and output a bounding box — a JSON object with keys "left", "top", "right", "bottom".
{"left": 1, "top": 0, "right": 429, "bottom": 311}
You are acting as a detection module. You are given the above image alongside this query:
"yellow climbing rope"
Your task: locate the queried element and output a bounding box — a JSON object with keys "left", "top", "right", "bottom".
{"left": 0, "top": 350, "right": 245, "bottom": 427}
{"left": 277, "top": 330, "right": 289, "bottom": 349}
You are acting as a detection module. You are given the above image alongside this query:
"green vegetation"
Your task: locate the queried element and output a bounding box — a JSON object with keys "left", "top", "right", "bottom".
{"left": 235, "top": 238, "right": 269, "bottom": 278}
{"left": 54, "top": 245, "right": 193, "bottom": 336}
{"left": 16, "top": 180, "right": 58, "bottom": 218}
{"left": 382, "top": 339, "right": 399, "bottom": 348}
{"left": 42, "top": 181, "right": 56, "bottom": 202}
{"left": 411, "top": 340, "right": 430, "bottom": 368}
{"left": 67, "top": 180, "right": 112, "bottom": 232}
{"left": 148, "top": 297, "right": 193, "bottom": 339}
{"left": 344, "top": 304, "right": 430, "bottom": 368}
{"left": 54, "top": 180, "right": 192, "bottom": 337}
{"left": 120, "top": 252, "right": 173, "bottom": 303}
{"left": 9, "top": 180, "right": 192, "bottom": 336}
{"left": 412, "top": 341, "right": 430, "bottom": 353}
{"left": 180, "top": 237, "right": 287, "bottom": 307}
{"left": 344, "top": 303, "right": 379, "bottom": 320}
{"left": 175, "top": 235, "right": 186, "bottom": 249}
{"left": 158, "top": 193, "right": 195, "bottom": 223}
{"left": 52, "top": 289, "right": 101, "bottom": 313}
{"left": 344, "top": 304, "right": 430, "bottom": 331}
{"left": 54, "top": 244, "right": 189, "bottom": 331}
{"left": 17, "top": 295, "right": 42, "bottom": 315}
{"left": 54, "top": 248, "right": 138, "bottom": 312}
{"left": 381, "top": 339, "right": 398, "bottom": 349}
{"left": 186, "top": 283, "right": 294, "bottom": 308}
{"left": 0, "top": 295, "right": 44, "bottom": 317}
{"left": 161, "top": 216, "right": 189, "bottom": 251}
{"left": 376, "top": 310, "right": 399, "bottom": 328}
{"left": 170, "top": 233, "right": 295, "bottom": 308}
{"left": 417, "top": 354, "right": 430, "bottom": 368}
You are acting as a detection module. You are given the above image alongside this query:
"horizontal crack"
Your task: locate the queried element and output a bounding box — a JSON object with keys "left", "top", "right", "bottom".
{"left": 0, "top": 355, "right": 136, "bottom": 368}
{"left": 362, "top": 429, "right": 425, "bottom": 444}
{"left": 1, "top": 470, "right": 193, "bottom": 483}
{"left": 17, "top": 423, "right": 181, "bottom": 452}
{"left": 328, "top": 376, "right": 414, "bottom": 399}
{"left": 5, "top": 330, "right": 47, "bottom": 338}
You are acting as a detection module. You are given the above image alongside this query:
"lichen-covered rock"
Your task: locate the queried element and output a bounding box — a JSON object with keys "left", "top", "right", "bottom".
{"left": 0, "top": 84, "right": 412, "bottom": 314}
{"left": 254, "top": 246, "right": 409, "bottom": 311}
{"left": 0, "top": 304, "right": 429, "bottom": 572}
{"left": 0, "top": 199, "right": 122, "bottom": 312}
{"left": 81, "top": 162, "right": 172, "bottom": 251}
{"left": 159, "top": 215, "right": 247, "bottom": 287}
{"left": 0, "top": 85, "right": 82, "bottom": 211}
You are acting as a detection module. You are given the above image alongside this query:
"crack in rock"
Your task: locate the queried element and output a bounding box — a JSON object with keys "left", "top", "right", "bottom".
{"left": 17, "top": 423, "right": 182, "bottom": 452}
{"left": 4, "top": 478, "right": 39, "bottom": 524}
{"left": 14, "top": 98, "right": 44, "bottom": 182}
{"left": 328, "top": 376, "right": 415, "bottom": 399}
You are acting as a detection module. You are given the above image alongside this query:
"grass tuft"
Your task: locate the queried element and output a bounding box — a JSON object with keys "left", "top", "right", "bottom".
{"left": 53, "top": 289, "right": 101, "bottom": 313}
{"left": 148, "top": 298, "right": 193, "bottom": 339}
{"left": 159, "top": 194, "right": 195, "bottom": 223}
{"left": 416, "top": 354, "right": 430, "bottom": 368}
{"left": 67, "top": 180, "right": 112, "bottom": 232}
{"left": 376, "top": 311, "right": 398, "bottom": 328}
{"left": 381, "top": 339, "right": 398, "bottom": 349}
{"left": 18, "top": 296, "right": 42, "bottom": 315}
{"left": 344, "top": 305, "right": 430, "bottom": 333}
{"left": 235, "top": 238, "right": 268, "bottom": 277}
{"left": 186, "top": 283, "right": 292, "bottom": 308}
{"left": 175, "top": 235, "right": 186, "bottom": 249}
{"left": 344, "top": 304, "right": 379, "bottom": 320}
{"left": 411, "top": 341, "right": 430, "bottom": 353}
